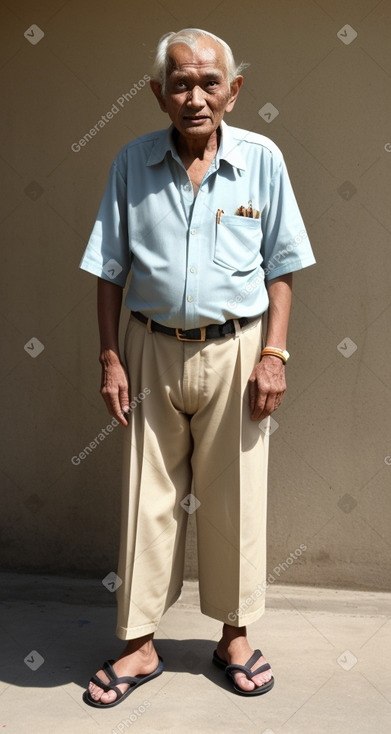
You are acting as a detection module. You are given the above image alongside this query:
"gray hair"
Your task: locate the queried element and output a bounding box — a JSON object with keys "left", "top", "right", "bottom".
{"left": 151, "top": 28, "right": 248, "bottom": 93}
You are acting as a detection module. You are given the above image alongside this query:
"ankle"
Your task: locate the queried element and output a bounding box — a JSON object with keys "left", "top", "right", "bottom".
{"left": 222, "top": 624, "right": 247, "bottom": 643}
{"left": 123, "top": 634, "right": 155, "bottom": 657}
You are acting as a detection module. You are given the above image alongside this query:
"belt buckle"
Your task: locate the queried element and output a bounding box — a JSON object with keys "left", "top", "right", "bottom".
{"left": 175, "top": 327, "right": 206, "bottom": 342}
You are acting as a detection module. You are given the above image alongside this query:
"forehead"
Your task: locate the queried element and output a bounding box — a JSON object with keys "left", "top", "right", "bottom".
{"left": 166, "top": 38, "right": 228, "bottom": 76}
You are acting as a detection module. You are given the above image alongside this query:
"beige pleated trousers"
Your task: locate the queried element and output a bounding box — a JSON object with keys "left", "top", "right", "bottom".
{"left": 116, "top": 312, "right": 269, "bottom": 640}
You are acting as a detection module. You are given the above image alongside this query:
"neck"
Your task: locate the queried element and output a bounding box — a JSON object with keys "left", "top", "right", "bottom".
{"left": 174, "top": 128, "right": 220, "bottom": 163}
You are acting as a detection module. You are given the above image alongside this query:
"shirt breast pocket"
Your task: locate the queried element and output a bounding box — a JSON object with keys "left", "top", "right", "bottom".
{"left": 214, "top": 215, "right": 262, "bottom": 272}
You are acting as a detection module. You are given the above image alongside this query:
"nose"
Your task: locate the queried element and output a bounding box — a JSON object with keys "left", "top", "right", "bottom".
{"left": 187, "top": 85, "right": 204, "bottom": 107}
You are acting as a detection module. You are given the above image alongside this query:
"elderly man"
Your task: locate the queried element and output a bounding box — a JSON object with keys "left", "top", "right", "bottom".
{"left": 80, "top": 28, "right": 315, "bottom": 707}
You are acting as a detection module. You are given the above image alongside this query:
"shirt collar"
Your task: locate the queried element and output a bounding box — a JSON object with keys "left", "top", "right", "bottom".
{"left": 146, "top": 120, "right": 246, "bottom": 171}
{"left": 146, "top": 125, "right": 177, "bottom": 166}
{"left": 217, "top": 120, "right": 246, "bottom": 171}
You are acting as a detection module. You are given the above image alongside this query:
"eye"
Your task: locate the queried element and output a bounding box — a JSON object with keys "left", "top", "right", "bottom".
{"left": 171, "top": 79, "right": 188, "bottom": 91}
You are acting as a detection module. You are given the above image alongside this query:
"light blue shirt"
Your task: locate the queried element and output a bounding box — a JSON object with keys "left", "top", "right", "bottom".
{"left": 80, "top": 121, "right": 315, "bottom": 329}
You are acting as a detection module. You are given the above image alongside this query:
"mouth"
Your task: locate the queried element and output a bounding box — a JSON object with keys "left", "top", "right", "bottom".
{"left": 183, "top": 115, "right": 210, "bottom": 124}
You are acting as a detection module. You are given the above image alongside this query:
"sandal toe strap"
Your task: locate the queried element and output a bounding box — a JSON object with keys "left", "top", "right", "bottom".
{"left": 91, "top": 661, "right": 139, "bottom": 698}
{"left": 251, "top": 662, "right": 271, "bottom": 677}
{"left": 225, "top": 662, "right": 254, "bottom": 680}
{"left": 244, "top": 649, "right": 262, "bottom": 669}
{"left": 102, "top": 660, "right": 117, "bottom": 680}
{"left": 90, "top": 674, "right": 111, "bottom": 691}
{"left": 89, "top": 675, "right": 123, "bottom": 700}
{"left": 112, "top": 674, "right": 139, "bottom": 686}
{"left": 225, "top": 662, "right": 271, "bottom": 681}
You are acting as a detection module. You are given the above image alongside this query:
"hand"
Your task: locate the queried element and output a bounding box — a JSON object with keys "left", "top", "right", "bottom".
{"left": 100, "top": 359, "right": 130, "bottom": 427}
{"left": 248, "top": 355, "right": 286, "bottom": 422}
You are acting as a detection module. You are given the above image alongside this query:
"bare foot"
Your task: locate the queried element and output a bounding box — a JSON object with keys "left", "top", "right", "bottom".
{"left": 216, "top": 624, "right": 273, "bottom": 693}
{"left": 87, "top": 634, "right": 158, "bottom": 705}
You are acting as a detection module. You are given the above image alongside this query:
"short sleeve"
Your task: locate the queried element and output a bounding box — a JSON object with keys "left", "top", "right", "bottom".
{"left": 79, "top": 157, "right": 131, "bottom": 287}
{"left": 261, "top": 157, "right": 315, "bottom": 280}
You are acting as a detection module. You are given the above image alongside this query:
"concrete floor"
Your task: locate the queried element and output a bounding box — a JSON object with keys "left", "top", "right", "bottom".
{"left": 1, "top": 573, "right": 390, "bottom": 734}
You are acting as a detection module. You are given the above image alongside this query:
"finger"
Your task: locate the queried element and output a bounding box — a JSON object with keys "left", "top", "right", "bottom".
{"left": 250, "top": 389, "right": 268, "bottom": 421}
{"left": 273, "top": 391, "right": 286, "bottom": 410}
{"left": 101, "top": 390, "right": 128, "bottom": 427}
{"left": 112, "top": 396, "right": 129, "bottom": 426}
{"left": 118, "top": 384, "right": 130, "bottom": 415}
{"left": 257, "top": 392, "right": 276, "bottom": 422}
{"left": 272, "top": 394, "right": 281, "bottom": 410}
{"left": 116, "top": 410, "right": 129, "bottom": 427}
{"left": 248, "top": 378, "right": 256, "bottom": 414}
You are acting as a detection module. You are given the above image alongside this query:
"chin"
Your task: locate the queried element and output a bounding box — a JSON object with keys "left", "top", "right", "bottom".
{"left": 181, "top": 123, "right": 215, "bottom": 135}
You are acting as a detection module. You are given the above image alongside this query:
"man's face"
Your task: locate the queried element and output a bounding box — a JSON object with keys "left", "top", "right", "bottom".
{"left": 151, "top": 37, "right": 242, "bottom": 142}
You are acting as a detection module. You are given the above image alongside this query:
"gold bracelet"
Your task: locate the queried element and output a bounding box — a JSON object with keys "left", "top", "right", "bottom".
{"left": 261, "top": 347, "right": 290, "bottom": 363}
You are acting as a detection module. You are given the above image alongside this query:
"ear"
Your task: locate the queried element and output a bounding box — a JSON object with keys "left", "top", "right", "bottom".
{"left": 225, "top": 75, "right": 244, "bottom": 113}
{"left": 150, "top": 80, "right": 168, "bottom": 113}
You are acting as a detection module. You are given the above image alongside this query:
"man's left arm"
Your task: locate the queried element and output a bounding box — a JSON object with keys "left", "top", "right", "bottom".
{"left": 248, "top": 273, "right": 292, "bottom": 421}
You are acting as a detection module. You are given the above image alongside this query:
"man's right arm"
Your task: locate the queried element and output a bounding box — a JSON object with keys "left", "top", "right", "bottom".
{"left": 97, "top": 278, "right": 130, "bottom": 426}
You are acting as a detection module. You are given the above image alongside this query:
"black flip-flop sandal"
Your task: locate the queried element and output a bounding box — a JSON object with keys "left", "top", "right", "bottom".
{"left": 213, "top": 648, "right": 274, "bottom": 696}
{"left": 83, "top": 656, "right": 164, "bottom": 708}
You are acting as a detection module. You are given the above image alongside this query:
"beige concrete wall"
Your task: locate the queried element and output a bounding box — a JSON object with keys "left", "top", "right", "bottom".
{"left": 1, "top": 0, "right": 390, "bottom": 590}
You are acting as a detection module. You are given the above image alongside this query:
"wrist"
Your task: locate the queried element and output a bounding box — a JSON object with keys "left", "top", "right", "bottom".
{"left": 99, "top": 348, "right": 121, "bottom": 367}
{"left": 261, "top": 346, "right": 290, "bottom": 363}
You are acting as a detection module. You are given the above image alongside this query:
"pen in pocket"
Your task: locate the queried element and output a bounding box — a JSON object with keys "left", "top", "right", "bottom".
{"left": 234, "top": 201, "right": 260, "bottom": 219}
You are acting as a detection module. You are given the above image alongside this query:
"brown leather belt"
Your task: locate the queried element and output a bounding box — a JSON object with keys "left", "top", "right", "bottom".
{"left": 132, "top": 311, "right": 255, "bottom": 342}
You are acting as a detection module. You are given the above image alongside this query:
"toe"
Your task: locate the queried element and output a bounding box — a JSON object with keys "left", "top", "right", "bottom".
{"left": 88, "top": 682, "right": 102, "bottom": 702}
{"left": 100, "top": 689, "right": 118, "bottom": 704}
{"left": 88, "top": 686, "right": 103, "bottom": 701}
{"left": 252, "top": 669, "right": 273, "bottom": 688}
{"left": 88, "top": 677, "right": 113, "bottom": 704}
{"left": 234, "top": 672, "right": 255, "bottom": 692}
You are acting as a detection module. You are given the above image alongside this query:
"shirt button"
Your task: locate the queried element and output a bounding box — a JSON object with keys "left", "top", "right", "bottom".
{"left": 190, "top": 267, "right": 196, "bottom": 274}
{"left": 184, "top": 182, "right": 191, "bottom": 191}
{"left": 190, "top": 228, "right": 197, "bottom": 235}
{"left": 187, "top": 295, "right": 194, "bottom": 302}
